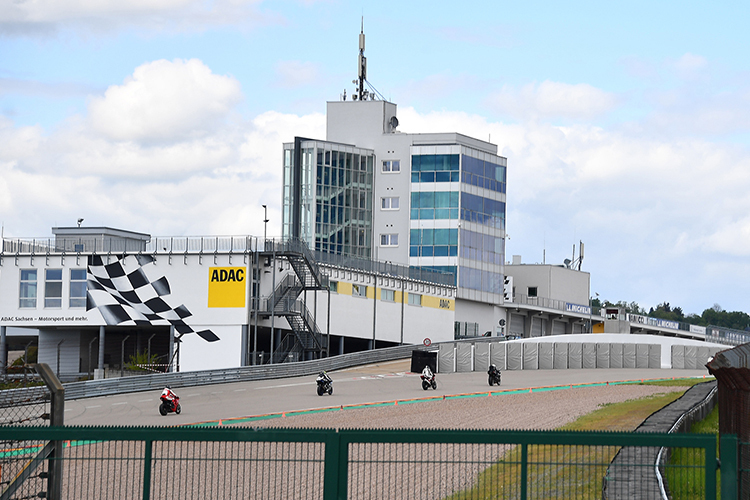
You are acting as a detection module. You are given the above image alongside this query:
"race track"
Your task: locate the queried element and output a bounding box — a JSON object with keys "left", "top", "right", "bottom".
{"left": 63, "top": 360, "right": 712, "bottom": 427}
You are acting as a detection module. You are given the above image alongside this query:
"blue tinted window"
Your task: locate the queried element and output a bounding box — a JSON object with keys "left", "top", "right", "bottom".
{"left": 434, "top": 230, "right": 449, "bottom": 245}
{"left": 435, "top": 171, "right": 451, "bottom": 182}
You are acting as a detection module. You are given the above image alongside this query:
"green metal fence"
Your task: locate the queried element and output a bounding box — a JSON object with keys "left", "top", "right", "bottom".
{"left": 0, "top": 426, "right": 728, "bottom": 500}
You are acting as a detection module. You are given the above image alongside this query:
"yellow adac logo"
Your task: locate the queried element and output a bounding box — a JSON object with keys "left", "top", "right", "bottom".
{"left": 208, "top": 267, "right": 246, "bottom": 308}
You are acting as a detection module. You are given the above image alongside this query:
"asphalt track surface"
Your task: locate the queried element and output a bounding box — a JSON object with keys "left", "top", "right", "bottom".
{"left": 63, "top": 360, "right": 712, "bottom": 427}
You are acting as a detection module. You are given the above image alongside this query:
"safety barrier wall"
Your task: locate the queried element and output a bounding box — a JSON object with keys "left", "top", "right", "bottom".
{"left": 438, "top": 341, "right": 662, "bottom": 373}
{"left": 437, "top": 341, "right": 725, "bottom": 373}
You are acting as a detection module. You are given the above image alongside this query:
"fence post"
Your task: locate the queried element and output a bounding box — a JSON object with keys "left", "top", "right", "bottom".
{"left": 142, "top": 440, "right": 153, "bottom": 500}
{"left": 34, "top": 363, "right": 64, "bottom": 500}
{"left": 520, "top": 443, "right": 528, "bottom": 500}
{"left": 323, "top": 430, "right": 348, "bottom": 500}
{"left": 720, "top": 434, "right": 738, "bottom": 500}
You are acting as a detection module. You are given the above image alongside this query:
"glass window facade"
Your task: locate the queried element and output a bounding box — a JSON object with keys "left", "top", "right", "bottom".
{"left": 460, "top": 193, "right": 505, "bottom": 230}
{"left": 410, "top": 149, "right": 507, "bottom": 298}
{"left": 283, "top": 141, "right": 374, "bottom": 259}
{"left": 409, "top": 228, "right": 458, "bottom": 257}
{"left": 461, "top": 155, "right": 506, "bottom": 193}
{"left": 411, "top": 154, "right": 460, "bottom": 183}
{"left": 410, "top": 191, "right": 459, "bottom": 220}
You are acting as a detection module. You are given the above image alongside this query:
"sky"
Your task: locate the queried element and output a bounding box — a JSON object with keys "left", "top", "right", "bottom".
{"left": 2, "top": 0, "right": 750, "bottom": 317}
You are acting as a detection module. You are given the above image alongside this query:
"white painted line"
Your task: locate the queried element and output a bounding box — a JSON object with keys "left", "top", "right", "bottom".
{"left": 233, "top": 389, "right": 246, "bottom": 392}
{"left": 64, "top": 409, "right": 72, "bottom": 412}
{"left": 138, "top": 399, "right": 152, "bottom": 402}
{"left": 112, "top": 402, "right": 127, "bottom": 406}
{"left": 255, "top": 382, "right": 311, "bottom": 389}
{"left": 186, "top": 394, "right": 200, "bottom": 397}
{"left": 85, "top": 405, "right": 101, "bottom": 409}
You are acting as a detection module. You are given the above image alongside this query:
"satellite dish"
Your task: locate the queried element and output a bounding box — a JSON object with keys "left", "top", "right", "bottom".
{"left": 563, "top": 258, "right": 572, "bottom": 267}
{"left": 390, "top": 116, "right": 398, "bottom": 130}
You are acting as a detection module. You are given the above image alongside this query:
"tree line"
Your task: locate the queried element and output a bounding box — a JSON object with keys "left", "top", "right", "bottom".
{"left": 590, "top": 299, "right": 750, "bottom": 331}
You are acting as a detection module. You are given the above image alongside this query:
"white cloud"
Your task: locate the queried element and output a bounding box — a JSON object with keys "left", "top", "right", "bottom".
{"left": 274, "top": 61, "right": 321, "bottom": 89}
{"left": 4, "top": 63, "right": 750, "bottom": 314}
{"left": 487, "top": 81, "right": 618, "bottom": 122}
{"left": 673, "top": 53, "right": 708, "bottom": 73}
{"left": 87, "top": 59, "right": 242, "bottom": 144}
{"left": 0, "top": 0, "right": 272, "bottom": 35}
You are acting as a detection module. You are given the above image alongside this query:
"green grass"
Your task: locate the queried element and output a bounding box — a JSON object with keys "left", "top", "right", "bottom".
{"left": 639, "top": 377, "right": 715, "bottom": 388}
{"left": 666, "top": 405, "right": 719, "bottom": 500}
{"left": 445, "top": 389, "right": 689, "bottom": 499}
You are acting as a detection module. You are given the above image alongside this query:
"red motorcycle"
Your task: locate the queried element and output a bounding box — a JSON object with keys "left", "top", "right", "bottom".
{"left": 159, "top": 387, "right": 181, "bottom": 416}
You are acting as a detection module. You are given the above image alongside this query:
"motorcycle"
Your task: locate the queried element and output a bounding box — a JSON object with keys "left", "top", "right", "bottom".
{"left": 159, "top": 388, "right": 181, "bottom": 416}
{"left": 316, "top": 371, "right": 333, "bottom": 396}
{"left": 488, "top": 364, "right": 502, "bottom": 386}
{"left": 420, "top": 366, "right": 437, "bottom": 390}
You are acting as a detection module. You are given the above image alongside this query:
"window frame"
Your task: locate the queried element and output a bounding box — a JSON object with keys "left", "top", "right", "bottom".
{"left": 380, "top": 234, "right": 399, "bottom": 247}
{"left": 382, "top": 160, "right": 401, "bottom": 173}
{"left": 19, "top": 269, "right": 38, "bottom": 309}
{"left": 380, "top": 196, "right": 400, "bottom": 210}
{"left": 528, "top": 287, "right": 538, "bottom": 298}
{"left": 381, "top": 289, "right": 395, "bottom": 302}
{"left": 352, "top": 283, "right": 368, "bottom": 298}
{"left": 69, "top": 268, "right": 87, "bottom": 308}
{"left": 408, "top": 293, "right": 422, "bottom": 306}
{"left": 44, "top": 268, "right": 63, "bottom": 308}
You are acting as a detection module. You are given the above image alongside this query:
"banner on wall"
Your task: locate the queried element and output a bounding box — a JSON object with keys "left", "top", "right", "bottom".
{"left": 1, "top": 254, "right": 249, "bottom": 330}
{"left": 87, "top": 255, "right": 219, "bottom": 342}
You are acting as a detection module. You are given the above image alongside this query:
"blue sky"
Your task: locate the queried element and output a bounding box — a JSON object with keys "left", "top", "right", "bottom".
{"left": 2, "top": 0, "right": 750, "bottom": 317}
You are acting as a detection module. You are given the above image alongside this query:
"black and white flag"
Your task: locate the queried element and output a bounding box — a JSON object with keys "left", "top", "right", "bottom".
{"left": 86, "top": 254, "right": 219, "bottom": 342}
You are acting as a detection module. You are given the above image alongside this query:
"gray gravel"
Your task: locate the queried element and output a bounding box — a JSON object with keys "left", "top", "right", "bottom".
{"left": 258, "top": 383, "right": 687, "bottom": 431}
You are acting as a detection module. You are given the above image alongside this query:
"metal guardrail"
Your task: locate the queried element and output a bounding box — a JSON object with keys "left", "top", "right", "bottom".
{"left": 60, "top": 343, "right": 424, "bottom": 401}
{"left": 315, "top": 250, "right": 456, "bottom": 287}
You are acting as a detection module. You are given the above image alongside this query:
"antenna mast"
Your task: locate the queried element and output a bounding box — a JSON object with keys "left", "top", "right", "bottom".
{"left": 357, "top": 18, "right": 367, "bottom": 101}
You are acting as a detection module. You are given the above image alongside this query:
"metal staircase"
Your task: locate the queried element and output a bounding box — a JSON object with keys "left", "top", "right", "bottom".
{"left": 261, "top": 238, "right": 328, "bottom": 363}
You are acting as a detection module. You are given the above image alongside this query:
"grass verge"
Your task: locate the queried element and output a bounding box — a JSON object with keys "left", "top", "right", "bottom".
{"left": 445, "top": 382, "right": 700, "bottom": 499}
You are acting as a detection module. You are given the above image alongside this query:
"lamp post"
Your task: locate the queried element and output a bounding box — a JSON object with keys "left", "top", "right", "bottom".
{"left": 262, "top": 204, "right": 269, "bottom": 244}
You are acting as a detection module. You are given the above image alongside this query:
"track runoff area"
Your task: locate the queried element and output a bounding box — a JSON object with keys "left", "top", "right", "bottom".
{"left": 62, "top": 359, "right": 712, "bottom": 428}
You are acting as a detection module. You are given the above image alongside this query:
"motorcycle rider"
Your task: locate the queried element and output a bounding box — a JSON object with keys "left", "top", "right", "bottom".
{"left": 487, "top": 363, "right": 501, "bottom": 385}
{"left": 161, "top": 386, "right": 178, "bottom": 410}
{"left": 421, "top": 365, "right": 434, "bottom": 380}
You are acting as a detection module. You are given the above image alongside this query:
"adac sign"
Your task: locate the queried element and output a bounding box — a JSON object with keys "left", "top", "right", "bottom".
{"left": 208, "top": 267, "right": 246, "bottom": 308}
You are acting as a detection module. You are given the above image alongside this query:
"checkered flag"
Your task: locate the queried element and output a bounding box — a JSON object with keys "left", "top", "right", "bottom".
{"left": 86, "top": 254, "right": 219, "bottom": 342}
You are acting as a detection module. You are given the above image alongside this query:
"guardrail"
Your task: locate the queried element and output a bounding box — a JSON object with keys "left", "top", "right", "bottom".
{"left": 60, "top": 343, "right": 428, "bottom": 400}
